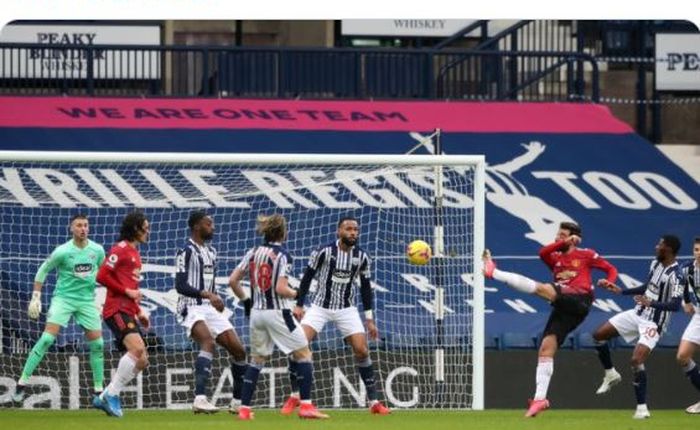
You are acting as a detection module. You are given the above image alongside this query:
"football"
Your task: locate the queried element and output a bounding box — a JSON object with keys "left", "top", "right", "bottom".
{"left": 406, "top": 240, "right": 432, "bottom": 265}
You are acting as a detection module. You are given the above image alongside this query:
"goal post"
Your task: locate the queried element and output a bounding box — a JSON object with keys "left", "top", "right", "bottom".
{"left": 0, "top": 150, "right": 485, "bottom": 410}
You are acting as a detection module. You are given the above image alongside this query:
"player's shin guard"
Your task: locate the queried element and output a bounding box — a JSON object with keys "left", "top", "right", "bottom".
{"left": 683, "top": 360, "right": 700, "bottom": 391}
{"left": 534, "top": 357, "right": 553, "bottom": 400}
{"left": 194, "top": 351, "right": 213, "bottom": 397}
{"left": 241, "top": 363, "right": 262, "bottom": 407}
{"left": 594, "top": 341, "right": 613, "bottom": 370}
{"left": 106, "top": 353, "right": 137, "bottom": 396}
{"left": 287, "top": 356, "right": 300, "bottom": 395}
{"left": 357, "top": 357, "right": 378, "bottom": 401}
{"left": 230, "top": 360, "right": 247, "bottom": 401}
{"left": 88, "top": 337, "right": 105, "bottom": 393}
{"left": 19, "top": 332, "right": 56, "bottom": 383}
{"left": 295, "top": 360, "right": 314, "bottom": 402}
{"left": 492, "top": 269, "right": 537, "bottom": 294}
{"left": 633, "top": 365, "right": 647, "bottom": 405}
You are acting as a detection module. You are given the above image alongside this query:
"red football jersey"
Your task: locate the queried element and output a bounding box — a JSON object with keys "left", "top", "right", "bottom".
{"left": 539, "top": 240, "right": 618, "bottom": 295}
{"left": 97, "top": 240, "right": 142, "bottom": 318}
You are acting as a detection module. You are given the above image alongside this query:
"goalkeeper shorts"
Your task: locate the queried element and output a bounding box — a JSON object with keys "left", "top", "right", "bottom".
{"left": 46, "top": 296, "right": 102, "bottom": 331}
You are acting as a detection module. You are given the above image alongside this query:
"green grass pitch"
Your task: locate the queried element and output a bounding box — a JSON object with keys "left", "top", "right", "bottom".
{"left": 1, "top": 409, "right": 696, "bottom": 430}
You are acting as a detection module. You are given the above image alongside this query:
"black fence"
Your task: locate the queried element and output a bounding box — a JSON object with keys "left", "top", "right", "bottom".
{"left": 0, "top": 43, "right": 599, "bottom": 102}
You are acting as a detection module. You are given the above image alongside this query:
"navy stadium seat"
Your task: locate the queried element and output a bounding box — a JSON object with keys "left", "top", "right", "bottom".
{"left": 501, "top": 332, "right": 538, "bottom": 349}
{"left": 657, "top": 332, "right": 682, "bottom": 349}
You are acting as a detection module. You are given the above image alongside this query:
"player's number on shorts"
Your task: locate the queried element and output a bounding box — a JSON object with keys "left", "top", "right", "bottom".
{"left": 255, "top": 263, "right": 272, "bottom": 292}
{"left": 644, "top": 327, "right": 658, "bottom": 339}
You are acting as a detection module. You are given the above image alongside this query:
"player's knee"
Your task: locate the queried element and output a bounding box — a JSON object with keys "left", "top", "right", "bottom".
{"left": 292, "top": 348, "right": 312, "bottom": 362}
{"left": 677, "top": 351, "right": 691, "bottom": 366}
{"left": 200, "top": 338, "right": 215, "bottom": 353}
{"left": 232, "top": 348, "right": 246, "bottom": 363}
{"left": 89, "top": 337, "right": 104, "bottom": 352}
{"left": 251, "top": 354, "right": 267, "bottom": 365}
{"left": 592, "top": 329, "right": 606, "bottom": 342}
{"left": 37, "top": 332, "right": 57, "bottom": 350}
{"left": 130, "top": 345, "right": 148, "bottom": 361}
{"left": 629, "top": 356, "right": 643, "bottom": 369}
{"left": 353, "top": 346, "right": 369, "bottom": 361}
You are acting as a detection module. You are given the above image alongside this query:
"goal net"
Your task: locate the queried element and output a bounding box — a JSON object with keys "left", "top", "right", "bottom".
{"left": 0, "top": 151, "right": 485, "bottom": 410}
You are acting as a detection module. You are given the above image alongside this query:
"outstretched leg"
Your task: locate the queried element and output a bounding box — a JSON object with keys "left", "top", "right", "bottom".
{"left": 483, "top": 250, "right": 557, "bottom": 301}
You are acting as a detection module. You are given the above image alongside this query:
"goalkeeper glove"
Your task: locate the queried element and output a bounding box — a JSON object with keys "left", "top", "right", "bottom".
{"left": 242, "top": 298, "right": 253, "bottom": 318}
{"left": 28, "top": 291, "right": 42, "bottom": 319}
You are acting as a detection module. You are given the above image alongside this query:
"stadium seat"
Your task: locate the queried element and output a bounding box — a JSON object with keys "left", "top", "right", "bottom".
{"left": 577, "top": 332, "right": 599, "bottom": 349}
{"left": 657, "top": 332, "right": 682, "bottom": 349}
{"left": 500, "top": 332, "right": 538, "bottom": 349}
{"left": 484, "top": 334, "right": 501, "bottom": 350}
{"left": 559, "top": 335, "right": 577, "bottom": 349}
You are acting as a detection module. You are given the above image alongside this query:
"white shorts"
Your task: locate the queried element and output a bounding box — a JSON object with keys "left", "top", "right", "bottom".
{"left": 609, "top": 309, "right": 661, "bottom": 350}
{"left": 682, "top": 313, "right": 700, "bottom": 345}
{"left": 301, "top": 305, "right": 365, "bottom": 338}
{"left": 249, "top": 309, "right": 308, "bottom": 356}
{"left": 180, "top": 304, "right": 235, "bottom": 339}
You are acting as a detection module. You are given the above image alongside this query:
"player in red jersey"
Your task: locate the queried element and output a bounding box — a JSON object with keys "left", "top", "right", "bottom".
{"left": 92, "top": 211, "right": 150, "bottom": 418}
{"left": 482, "top": 221, "right": 618, "bottom": 417}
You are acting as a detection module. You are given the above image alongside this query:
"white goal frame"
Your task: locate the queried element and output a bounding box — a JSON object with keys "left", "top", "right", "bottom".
{"left": 0, "top": 150, "right": 486, "bottom": 410}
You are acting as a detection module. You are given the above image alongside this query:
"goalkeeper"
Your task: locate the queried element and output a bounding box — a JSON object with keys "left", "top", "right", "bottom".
{"left": 12, "top": 214, "right": 106, "bottom": 405}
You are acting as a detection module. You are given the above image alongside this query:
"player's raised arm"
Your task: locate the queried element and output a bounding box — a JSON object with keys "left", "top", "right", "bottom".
{"left": 590, "top": 251, "right": 618, "bottom": 285}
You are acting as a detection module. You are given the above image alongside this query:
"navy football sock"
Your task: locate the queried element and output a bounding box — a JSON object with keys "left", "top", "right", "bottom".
{"left": 194, "top": 351, "right": 213, "bottom": 396}
{"left": 241, "top": 363, "right": 262, "bottom": 407}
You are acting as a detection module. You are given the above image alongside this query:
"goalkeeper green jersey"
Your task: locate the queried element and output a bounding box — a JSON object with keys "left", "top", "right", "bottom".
{"left": 34, "top": 239, "right": 106, "bottom": 302}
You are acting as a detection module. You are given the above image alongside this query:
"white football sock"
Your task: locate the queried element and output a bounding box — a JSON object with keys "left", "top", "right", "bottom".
{"left": 492, "top": 269, "right": 537, "bottom": 294}
{"left": 534, "top": 357, "right": 553, "bottom": 400}
{"left": 106, "top": 353, "right": 138, "bottom": 396}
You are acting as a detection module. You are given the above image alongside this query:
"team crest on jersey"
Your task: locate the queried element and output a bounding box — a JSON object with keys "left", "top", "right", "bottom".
{"left": 571, "top": 260, "right": 580, "bottom": 267}
{"left": 352, "top": 257, "right": 361, "bottom": 265}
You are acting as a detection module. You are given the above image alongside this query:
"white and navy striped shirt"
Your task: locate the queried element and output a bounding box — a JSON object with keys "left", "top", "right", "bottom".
{"left": 235, "top": 242, "right": 292, "bottom": 310}
{"left": 175, "top": 239, "right": 217, "bottom": 319}
{"left": 680, "top": 261, "right": 700, "bottom": 314}
{"left": 636, "top": 259, "right": 682, "bottom": 332}
{"left": 304, "top": 240, "right": 372, "bottom": 310}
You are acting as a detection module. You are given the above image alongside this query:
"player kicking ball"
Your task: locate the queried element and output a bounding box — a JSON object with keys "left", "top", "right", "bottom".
{"left": 482, "top": 221, "right": 618, "bottom": 417}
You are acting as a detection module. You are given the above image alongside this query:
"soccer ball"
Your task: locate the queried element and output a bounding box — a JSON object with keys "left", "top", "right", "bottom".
{"left": 406, "top": 240, "right": 432, "bottom": 265}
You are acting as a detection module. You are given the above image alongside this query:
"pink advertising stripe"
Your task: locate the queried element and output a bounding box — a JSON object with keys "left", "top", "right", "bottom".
{"left": 0, "top": 96, "right": 633, "bottom": 133}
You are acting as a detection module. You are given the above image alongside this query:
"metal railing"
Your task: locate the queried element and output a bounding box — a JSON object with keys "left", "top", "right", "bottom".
{"left": 0, "top": 43, "right": 599, "bottom": 102}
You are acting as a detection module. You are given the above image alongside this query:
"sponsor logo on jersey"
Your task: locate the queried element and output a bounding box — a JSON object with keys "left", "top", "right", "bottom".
{"left": 331, "top": 270, "right": 351, "bottom": 284}
{"left": 73, "top": 263, "right": 93, "bottom": 278}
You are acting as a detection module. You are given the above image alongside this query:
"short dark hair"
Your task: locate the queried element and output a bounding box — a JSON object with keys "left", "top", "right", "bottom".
{"left": 695, "top": 236, "right": 700, "bottom": 245}
{"left": 559, "top": 221, "right": 582, "bottom": 237}
{"left": 662, "top": 234, "right": 681, "bottom": 255}
{"left": 119, "top": 211, "right": 148, "bottom": 242}
{"left": 188, "top": 210, "right": 209, "bottom": 231}
{"left": 337, "top": 216, "right": 358, "bottom": 229}
{"left": 70, "top": 213, "right": 88, "bottom": 223}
